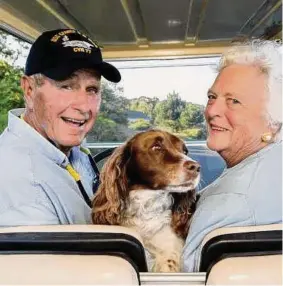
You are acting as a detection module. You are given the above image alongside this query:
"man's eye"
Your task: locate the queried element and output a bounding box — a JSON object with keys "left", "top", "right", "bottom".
{"left": 87, "top": 87, "right": 99, "bottom": 94}
{"left": 61, "top": 85, "right": 72, "bottom": 90}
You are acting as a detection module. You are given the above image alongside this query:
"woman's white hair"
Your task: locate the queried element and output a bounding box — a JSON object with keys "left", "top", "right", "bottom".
{"left": 218, "top": 39, "right": 282, "bottom": 128}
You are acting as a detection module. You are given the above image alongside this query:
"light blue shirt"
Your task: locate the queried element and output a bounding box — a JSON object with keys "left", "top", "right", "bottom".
{"left": 0, "top": 109, "right": 97, "bottom": 226}
{"left": 182, "top": 139, "right": 282, "bottom": 272}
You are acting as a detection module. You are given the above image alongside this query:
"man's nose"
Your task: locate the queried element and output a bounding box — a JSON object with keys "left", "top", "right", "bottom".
{"left": 73, "top": 90, "right": 90, "bottom": 112}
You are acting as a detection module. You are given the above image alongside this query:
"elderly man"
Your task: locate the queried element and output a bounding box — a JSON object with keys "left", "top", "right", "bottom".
{"left": 0, "top": 29, "right": 121, "bottom": 226}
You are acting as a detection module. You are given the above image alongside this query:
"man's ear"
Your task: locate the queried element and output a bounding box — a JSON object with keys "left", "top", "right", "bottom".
{"left": 21, "top": 75, "right": 36, "bottom": 110}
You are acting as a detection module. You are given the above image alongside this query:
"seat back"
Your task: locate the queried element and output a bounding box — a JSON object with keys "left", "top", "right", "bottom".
{"left": 206, "top": 254, "right": 282, "bottom": 285}
{"left": 0, "top": 254, "right": 139, "bottom": 285}
{"left": 0, "top": 225, "right": 147, "bottom": 285}
{"left": 200, "top": 224, "right": 282, "bottom": 285}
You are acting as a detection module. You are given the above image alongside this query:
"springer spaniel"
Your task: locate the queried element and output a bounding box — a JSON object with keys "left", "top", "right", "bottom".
{"left": 92, "top": 129, "right": 200, "bottom": 272}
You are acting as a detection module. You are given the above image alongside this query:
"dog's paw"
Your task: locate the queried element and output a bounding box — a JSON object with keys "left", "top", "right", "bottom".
{"left": 153, "top": 259, "right": 180, "bottom": 273}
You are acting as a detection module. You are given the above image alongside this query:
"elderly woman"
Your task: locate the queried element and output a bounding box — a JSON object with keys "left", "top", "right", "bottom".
{"left": 182, "top": 39, "right": 282, "bottom": 272}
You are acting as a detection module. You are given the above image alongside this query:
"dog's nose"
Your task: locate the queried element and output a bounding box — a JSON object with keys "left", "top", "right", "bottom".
{"left": 184, "top": 161, "right": 201, "bottom": 174}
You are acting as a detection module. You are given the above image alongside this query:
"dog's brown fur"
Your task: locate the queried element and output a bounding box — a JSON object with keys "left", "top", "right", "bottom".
{"left": 92, "top": 129, "right": 200, "bottom": 272}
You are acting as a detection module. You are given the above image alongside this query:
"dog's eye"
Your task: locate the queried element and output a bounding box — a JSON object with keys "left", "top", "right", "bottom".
{"left": 152, "top": 143, "right": 162, "bottom": 151}
{"left": 183, "top": 148, "right": 188, "bottom": 155}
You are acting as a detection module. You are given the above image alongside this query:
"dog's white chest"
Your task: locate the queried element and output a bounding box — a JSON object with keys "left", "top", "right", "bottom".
{"left": 122, "top": 190, "right": 173, "bottom": 238}
{"left": 122, "top": 190, "right": 184, "bottom": 272}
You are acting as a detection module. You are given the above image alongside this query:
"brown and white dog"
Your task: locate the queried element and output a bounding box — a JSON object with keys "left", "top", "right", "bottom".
{"left": 92, "top": 129, "right": 200, "bottom": 272}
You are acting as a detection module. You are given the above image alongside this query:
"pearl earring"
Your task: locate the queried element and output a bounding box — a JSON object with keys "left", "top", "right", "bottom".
{"left": 261, "top": 133, "right": 273, "bottom": 143}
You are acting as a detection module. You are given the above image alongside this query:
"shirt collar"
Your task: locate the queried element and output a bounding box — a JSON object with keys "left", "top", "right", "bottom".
{"left": 8, "top": 108, "right": 69, "bottom": 166}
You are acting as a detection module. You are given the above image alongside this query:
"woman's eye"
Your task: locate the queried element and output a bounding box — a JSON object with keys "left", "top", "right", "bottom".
{"left": 228, "top": 98, "right": 240, "bottom": 104}
{"left": 207, "top": 94, "right": 215, "bottom": 100}
{"left": 207, "top": 94, "right": 216, "bottom": 104}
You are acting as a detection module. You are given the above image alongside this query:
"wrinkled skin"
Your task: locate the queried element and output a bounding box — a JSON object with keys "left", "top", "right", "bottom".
{"left": 21, "top": 69, "right": 101, "bottom": 155}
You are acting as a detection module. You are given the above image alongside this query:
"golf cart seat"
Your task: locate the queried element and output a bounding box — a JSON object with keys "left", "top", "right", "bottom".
{"left": 0, "top": 225, "right": 147, "bottom": 285}
{"left": 200, "top": 223, "right": 282, "bottom": 285}
{"left": 0, "top": 223, "right": 281, "bottom": 285}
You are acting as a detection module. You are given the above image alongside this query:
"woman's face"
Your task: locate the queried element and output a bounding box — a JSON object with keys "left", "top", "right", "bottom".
{"left": 205, "top": 64, "right": 271, "bottom": 166}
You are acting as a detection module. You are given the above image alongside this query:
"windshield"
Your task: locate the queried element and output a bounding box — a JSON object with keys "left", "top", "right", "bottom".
{"left": 0, "top": 31, "right": 226, "bottom": 190}
{"left": 86, "top": 57, "right": 219, "bottom": 146}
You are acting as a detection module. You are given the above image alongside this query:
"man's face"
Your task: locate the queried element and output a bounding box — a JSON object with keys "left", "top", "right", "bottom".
{"left": 23, "top": 70, "right": 101, "bottom": 153}
{"left": 205, "top": 64, "right": 270, "bottom": 158}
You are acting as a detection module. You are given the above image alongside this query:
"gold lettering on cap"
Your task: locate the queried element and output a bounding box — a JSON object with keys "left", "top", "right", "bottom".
{"left": 51, "top": 29, "right": 76, "bottom": 42}
{"left": 73, "top": 47, "right": 92, "bottom": 54}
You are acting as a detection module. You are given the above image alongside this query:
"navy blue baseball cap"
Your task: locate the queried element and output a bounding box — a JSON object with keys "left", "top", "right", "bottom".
{"left": 25, "top": 29, "right": 121, "bottom": 83}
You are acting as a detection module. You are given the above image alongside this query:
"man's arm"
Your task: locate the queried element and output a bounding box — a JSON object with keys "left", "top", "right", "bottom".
{"left": 182, "top": 193, "right": 255, "bottom": 272}
{"left": 0, "top": 202, "right": 61, "bottom": 226}
{"left": 0, "top": 183, "right": 66, "bottom": 227}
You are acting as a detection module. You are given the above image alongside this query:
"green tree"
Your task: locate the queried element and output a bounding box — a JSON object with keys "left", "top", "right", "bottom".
{"left": 153, "top": 101, "right": 168, "bottom": 125}
{"left": 129, "top": 119, "right": 151, "bottom": 131}
{"left": 87, "top": 81, "right": 130, "bottom": 142}
{"left": 166, "top": 91, "right": 186, "bottom": 121}
{"left": 179, "top": 103, "right": 205, "bottom": 128}
{"left": 87, "top": 115, "right": 131, "bottom": 142}
{"left": 153, "top": 91, "right": 185, "bottom": 131}
{"left": 129, "top": 96, "right": 159, "bottom": 122}
{"left": 88, "top": 116, "right": 118, "bottom": 141}
{"left": 99, "top": 81, "right": 129, "bottom": 125}
{"left": 160, "top": 120, "right": 180, "bottom": 133}
{"left": 0, "top": 30, "right": 29, "bottom": 133}
{"left": 0, "top": 60, "right": 24, "bottom": 133}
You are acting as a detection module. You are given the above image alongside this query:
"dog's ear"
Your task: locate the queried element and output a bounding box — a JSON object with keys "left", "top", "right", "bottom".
{"left": 92, "top": 144, "right": 131, "bottom": 225}
{"left": 171, "top": 190, "right": 197, "bottom": 240}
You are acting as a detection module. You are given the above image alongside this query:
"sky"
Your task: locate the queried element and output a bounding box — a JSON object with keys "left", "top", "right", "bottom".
{"left": 6, "top": 34, "right": 220, "bottom": 107}
{"left": 115, "top": 59, "right": 219, "bottom": 106}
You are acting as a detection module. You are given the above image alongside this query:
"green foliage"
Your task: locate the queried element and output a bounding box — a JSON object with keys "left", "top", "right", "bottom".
{"left": 0, "top": 30, "right": 29, "bottom": 133}
{"left": 179, "top": 103, "right": 205, "bottom": 128}
{"left": 129, "top": 119, "right": 151, "bottom": 131}
{"left": 0, "top": 60, "right": 24, "bottom": 133}
{"left": 86, "top": 81, "right": 132, "bottom": 142}
{"left": 87, "top": 115, "right": 119, "bottom": 142}
{"left": 158, "top": 119, "right": 180, "bottom": 133}
{"left": 129, "top": 92, "right": 206, "bottom": 137}
{"left": 87, "top": 82, "right": 133, "bottom": 142}
{"left": 153, "top": 91, "right": 185, "bottom": 128}
{"left": 88, "top": 115, "right": 130, "bottom": 142}
{"left": 0, "top": 113, "right": 8, "bottom": 133}
{"left": 152, "top": 101, "right": 168, "bottom": 125}
{"left": 178, "top": 127, "right": 207, "bottom": 140}
{"left": 129, "top": 96, "right": 159, "bottom": 122}
{"left": 100, "top": 81, "right": 129, "bottom": 125}
{"left": 166, "top": 91, "right": 186, "bottom": 121}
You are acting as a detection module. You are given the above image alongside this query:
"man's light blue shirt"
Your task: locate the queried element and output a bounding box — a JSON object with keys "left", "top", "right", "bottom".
{"left": 182, "top": 139, "right": 282, "bottom": 272}
{"left": 0, "top": 109, "right": 97, "bottom": 226}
